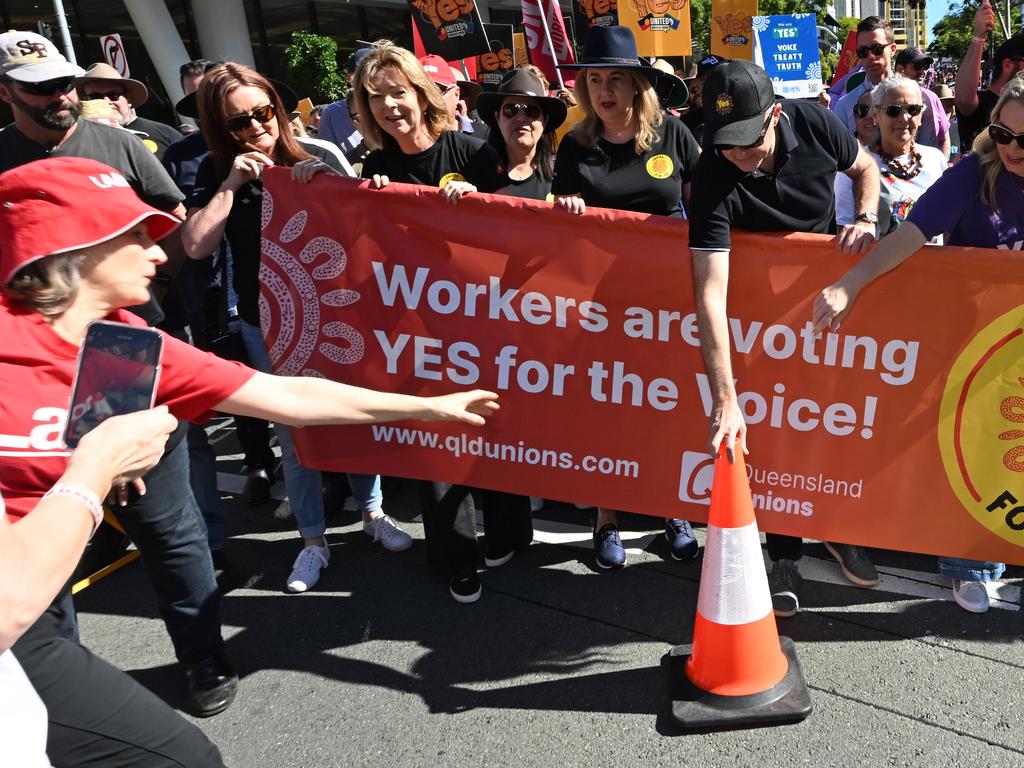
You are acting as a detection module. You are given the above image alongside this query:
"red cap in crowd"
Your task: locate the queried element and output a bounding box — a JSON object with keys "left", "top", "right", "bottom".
{"left": 419, "top": 54, "right": 457, "bottom": 89}
{"left": 0, "top": 157, "right": 180, "bottom": 284}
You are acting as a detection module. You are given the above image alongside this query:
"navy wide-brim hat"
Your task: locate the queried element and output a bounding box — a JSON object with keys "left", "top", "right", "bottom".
{"left": 176, "top": 78, "right": 299, "bottom": 119}
{"left": 557, "top": 25, "right": 661, "bottom": 84}
{"left": 477, "top": 69, "right": 568, "bottom": 131}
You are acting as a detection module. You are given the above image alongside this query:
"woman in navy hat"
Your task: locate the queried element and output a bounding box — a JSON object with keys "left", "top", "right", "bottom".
{"left": 477, "top": 67, "right": 567, "bottom": 200}
{"left": 550, "top": 26, "right": 702, "bottom": 569}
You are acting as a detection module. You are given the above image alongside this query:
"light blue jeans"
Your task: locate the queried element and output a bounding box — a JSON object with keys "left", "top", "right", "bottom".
{"left": 240, "top": 320, "right": 382, "bottom": 539}
{"left": 938, "top": 557, "right": 1005, "bottom": 582}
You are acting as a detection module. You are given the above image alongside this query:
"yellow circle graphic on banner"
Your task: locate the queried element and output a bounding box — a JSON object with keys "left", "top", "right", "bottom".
{"left": 646, "top": 154, "right": 674, "bottom": 179}
{"left": 438, "top": 172, "right": 467, "bottom": 188}
{"left": 938, "top": 304, "right": 1024, "bottom": 546}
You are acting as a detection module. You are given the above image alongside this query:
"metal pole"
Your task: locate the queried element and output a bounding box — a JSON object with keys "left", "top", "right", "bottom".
{"left": 51, "top": 0, "right": 77, "bottom": 65}
{"left": 532, "top": 0, "right": 565, "bottom": 89}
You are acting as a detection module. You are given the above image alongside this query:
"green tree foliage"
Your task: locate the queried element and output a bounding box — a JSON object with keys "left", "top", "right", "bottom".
{"left": 283, "top": 30, "right": 346, "bottom": 103}
{"left": 929, "top": 1, "right": 1021, "bottom": 62}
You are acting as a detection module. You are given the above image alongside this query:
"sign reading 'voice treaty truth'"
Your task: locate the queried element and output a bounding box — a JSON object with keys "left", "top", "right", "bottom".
{"left": 752, "top": 14, "right": 822, "bottom": 99}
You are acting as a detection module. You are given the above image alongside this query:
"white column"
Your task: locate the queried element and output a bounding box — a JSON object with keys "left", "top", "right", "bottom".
{"left": 189, "top": 0, "right": 256, "bottom": 67}
{"left": 121, "top": 0, "right": 192, "bottom": 106}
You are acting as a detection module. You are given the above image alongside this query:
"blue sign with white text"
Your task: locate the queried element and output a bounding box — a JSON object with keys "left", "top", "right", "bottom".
{"left": 752, "top": 14, "right": 822, "bottom": 99}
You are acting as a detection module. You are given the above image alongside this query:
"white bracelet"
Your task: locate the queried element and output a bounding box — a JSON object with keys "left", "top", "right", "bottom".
{"left": 42, "top": 483, "right": 104, "bottom": 536}
{"left": 973, "top": 36, "right": 987, "bottom": 43}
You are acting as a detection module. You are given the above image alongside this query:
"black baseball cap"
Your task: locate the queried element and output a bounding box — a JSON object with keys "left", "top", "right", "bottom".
{"left": 687, "top": 55, "right": 729, "bottom": 80}
{"left": 895, "top": 47, "right": 933, "bottom": 67}
{"left": 702, "top": 60, "right": 775, "bottom": 147}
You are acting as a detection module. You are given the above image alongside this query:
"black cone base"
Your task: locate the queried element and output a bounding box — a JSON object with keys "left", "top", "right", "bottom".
{"left": 666, "top": 636, "right": 812, "bottom": 732}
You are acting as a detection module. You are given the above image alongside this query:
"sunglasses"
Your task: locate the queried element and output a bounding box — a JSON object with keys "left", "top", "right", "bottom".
{"left": 856, "top": 43, "right": 889, "bottom": 58}
{"left": 718, "top": 113, "right": 773, "bottom": 151}
{"left": 989, "top": 123, "right": 1024, "bottom": 148}
{"left": 879, "top": 103, "right": 923, "bottom": 118}
{"left": 226, "top": 103, "right": 276, "bottom": 132}
{"left": 13, "top": 76, "right": 75, "bottom": 96}
{"left": 84, "top": 90, "right": 126, "bottom": 101}
{"left": 853, "top": 104, "right": 872, "bottom": 118}
{"left": 500, "top": 102, "right": 542, "bottom": 120}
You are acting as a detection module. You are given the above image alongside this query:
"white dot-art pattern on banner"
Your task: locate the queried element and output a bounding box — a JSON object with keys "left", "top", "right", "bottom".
{"left": 280, "top": 211, "right": 308, "bottom": 243}
{"left": 260, "top": 189, "right": 274, "bottom": 231}
{"left": 321, "top": 289, "right": 361, "bottom": 308}
{"left": 261, "top": 239, "right": 321, "bottom": 375}
{"left": 301, "top": 237, "right": 347, "bottom": 280}
{"left": 320, "top": 321, "right": 364, "bottom": 365}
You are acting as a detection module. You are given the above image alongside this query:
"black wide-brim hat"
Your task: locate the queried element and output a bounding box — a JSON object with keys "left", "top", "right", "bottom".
{"left": 557, "top": 25, "right": 662, "bottom": 84}
{"left": 477, "top": 69, "right": 568, "bottom": 132}
{"left": 701, "top": 60, "right": 776, "bottom": 147}
{"left": 176, "top": 78, "right": 299, "bottom": 119}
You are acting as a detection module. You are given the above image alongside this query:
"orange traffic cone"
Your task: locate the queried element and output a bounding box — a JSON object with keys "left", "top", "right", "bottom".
{"left": 667, "top": 447, "right": 812, "bottom": 730}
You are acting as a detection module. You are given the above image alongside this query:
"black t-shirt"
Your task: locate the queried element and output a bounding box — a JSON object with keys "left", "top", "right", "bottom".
{"left": 688, "top": 100, "right": 859, "bottom": 251}
{"left": 501, "top": 172, "right": 552, "bottom": 201}
{"left": 127, "top": 116, "right": 184, "bottom": 161}
{"left": 189, "top": 143, "right": 344, "bottom": 326}
{"left": 551, "top": 115, "right": 700, "bottom": 217}
{"left": 956, "top": 89, "right": 999, "bottom": 153}
{"left": 361, "top": 130, "right": 505, "bottom": 191}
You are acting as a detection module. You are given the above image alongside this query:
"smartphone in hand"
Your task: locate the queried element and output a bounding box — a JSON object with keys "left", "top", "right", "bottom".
{"left": 63, "top": 321, "right": 163, "bottom": 449}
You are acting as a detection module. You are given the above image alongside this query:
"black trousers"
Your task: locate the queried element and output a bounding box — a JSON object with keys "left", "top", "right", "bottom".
{"left": 12, "top": 596, "right": 223, "bottom": 768}
{"left": 766, "top": 533, "right": 803, "bottom": 562}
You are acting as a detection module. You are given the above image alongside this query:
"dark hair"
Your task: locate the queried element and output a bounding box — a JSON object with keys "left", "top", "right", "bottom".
{"left": 179, "top": 59, "right": 213, "bottom": 89}
{"left": 856, "top": 16, "right": 894, "bottom": 44}
{"left": 994, "top": 35, "right": 1024, "bottom": 80}
{"left": 197, "top": 63, "right": 311, "bottom": 182}
{"left": 485, "top": 102, "right": 556, "bottom": 181}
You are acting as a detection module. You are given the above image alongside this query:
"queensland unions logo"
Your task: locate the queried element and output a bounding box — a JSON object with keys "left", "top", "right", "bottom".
{"left": 678, "top": 450, "right": 716, "bottom": 505}
{"left": 258, "top": 188, "right": 364, "bottom": 378}
{"left": 679, "top": 451, "right": 816, "bottom": 515}
{"left": 938, "top": 305, "right": 1024, "bottom": 546}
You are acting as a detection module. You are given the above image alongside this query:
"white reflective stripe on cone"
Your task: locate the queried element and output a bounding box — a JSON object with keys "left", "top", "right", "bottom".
{"left": 696, "top": 521, "right": 773, "bottom": 625}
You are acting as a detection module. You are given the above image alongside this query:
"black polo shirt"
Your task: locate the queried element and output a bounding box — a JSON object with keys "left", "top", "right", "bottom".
{"left": 688, "top": 100, "right": 859, "bottom": 251}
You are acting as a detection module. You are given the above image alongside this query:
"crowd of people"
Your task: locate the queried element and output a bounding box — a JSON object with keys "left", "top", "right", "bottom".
{"left": 0, "top": 4, "right": 1021, "bottom": 763}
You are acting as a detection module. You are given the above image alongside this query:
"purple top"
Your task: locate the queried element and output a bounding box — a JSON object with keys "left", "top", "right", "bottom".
{"left": 907, "top": 153, "right": 1024, "bottom": 250}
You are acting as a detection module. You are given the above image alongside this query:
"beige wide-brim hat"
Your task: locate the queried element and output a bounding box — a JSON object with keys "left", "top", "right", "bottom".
{"left": 74, "top": 62, "right": 148, "bottom": 107}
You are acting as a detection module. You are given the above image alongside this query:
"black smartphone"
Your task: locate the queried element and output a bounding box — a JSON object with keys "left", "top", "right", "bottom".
{"left": 63, "top": 320, "right": 164, "bottom": 449}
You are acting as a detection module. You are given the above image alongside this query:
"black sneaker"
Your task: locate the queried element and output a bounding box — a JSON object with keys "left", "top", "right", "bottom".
{"left": 449, "top": 571, "right": 482, "bottom": 603}
{"left": 664, "top": 519, "right": 699, "bottom": 561}
{"left": 241, "top": 468, "right": 273, "bottom": 505}
{"left": 184, "top": 653, "right": 239, "bottom": 717}
{"left": 768, "top": 559, "right": 802, "bottom": 617}
{"left": 824, "top": 542, "right": 879, "bottom": 587}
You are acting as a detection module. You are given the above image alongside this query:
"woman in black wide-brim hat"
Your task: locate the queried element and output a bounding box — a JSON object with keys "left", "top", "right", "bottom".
{"left": 477, "top": 68, "right": 567, "bottom": 200}
{"left": 551, "top": 25, "right": 703, "bottom": 570}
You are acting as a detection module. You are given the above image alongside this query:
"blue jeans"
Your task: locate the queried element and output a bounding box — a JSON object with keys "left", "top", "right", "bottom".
{"left": 239, "top": 320, "right": 383, "bottom": 539}
{"left": 186, "top": 421, "right": 226, "bottom": 550}
{"left": 938, "top": 557, "right": 1006, "bottom": 582}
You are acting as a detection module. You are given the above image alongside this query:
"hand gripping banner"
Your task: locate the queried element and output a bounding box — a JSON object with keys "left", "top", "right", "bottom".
{"left": 259, "top": 169, "right": 1024, "bottom": 565}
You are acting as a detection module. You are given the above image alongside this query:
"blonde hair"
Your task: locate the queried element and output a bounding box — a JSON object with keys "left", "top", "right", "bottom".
{"left": 973, "top": 71, "right": 1024, "bottom": 212}
{"left": 351, "top": 41, "right": 451, "bottom": 152}
{"left": 6, "top": 253, "right": 85, "bottom": 317}
{"left": 571, "top": 68, "right": 663, "bottom": 154}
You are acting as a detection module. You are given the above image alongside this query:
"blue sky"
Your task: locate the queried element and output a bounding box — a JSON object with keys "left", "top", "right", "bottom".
{"left": 925, "top": 0, "right": 955, "bottom": 40}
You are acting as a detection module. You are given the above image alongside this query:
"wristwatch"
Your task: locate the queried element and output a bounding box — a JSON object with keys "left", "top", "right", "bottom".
{"left": 855, "top": 211, "right": 878, "bottom": 224}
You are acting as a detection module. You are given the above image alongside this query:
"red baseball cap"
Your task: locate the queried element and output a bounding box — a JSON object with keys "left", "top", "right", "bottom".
{"left": 419, "top": 54, "right": 457, "bottom": 88}
{"left": 0, "top": 157, "right": 180, "bottom": 285}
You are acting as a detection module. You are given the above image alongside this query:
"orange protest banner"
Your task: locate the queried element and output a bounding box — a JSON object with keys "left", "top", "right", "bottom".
{"left": 259, "top": 169, "right": 1024, "bottom": 566}
{"left": 616, "top": 0, "right": 692, "bottom": 56}
{"left": 710, "top": 0, "right": 755, "bottom": 60}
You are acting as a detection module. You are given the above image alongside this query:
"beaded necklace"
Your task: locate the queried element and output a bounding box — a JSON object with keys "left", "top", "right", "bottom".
{"left": 876, "top": 143, "right": 923, "bottom": 180}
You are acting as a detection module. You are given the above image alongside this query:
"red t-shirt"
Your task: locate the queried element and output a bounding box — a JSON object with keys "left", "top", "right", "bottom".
{"left": 0, "top": 294, "right": 255, "bottom": 521}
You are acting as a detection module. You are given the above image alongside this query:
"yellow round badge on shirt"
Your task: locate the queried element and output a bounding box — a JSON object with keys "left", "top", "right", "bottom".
{"left": 646, "top": 154, "right": 673, "bottom": 180}
{"left": 143, "top": 139, "right": 159, "bottom": 154}
{"left": 438, "top": 172, "right": 467, "bottom": 188}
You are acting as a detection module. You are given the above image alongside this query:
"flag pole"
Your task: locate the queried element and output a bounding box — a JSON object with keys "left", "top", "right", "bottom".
{"left": 532, "top": 0, "right": 566, "bottom": 89}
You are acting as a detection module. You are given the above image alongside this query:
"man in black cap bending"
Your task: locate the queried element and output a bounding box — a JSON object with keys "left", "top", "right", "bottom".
{"left": 687, "top": 60, "right": 881, "bottom": 617}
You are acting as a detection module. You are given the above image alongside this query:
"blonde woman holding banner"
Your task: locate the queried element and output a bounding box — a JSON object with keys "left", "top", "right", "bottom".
{"left": 815, "top": 73, "right": 1024, "bottom": 613}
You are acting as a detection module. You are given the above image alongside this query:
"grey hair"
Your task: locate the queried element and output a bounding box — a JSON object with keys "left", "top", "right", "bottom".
{"left": 5, "top": 252, "right": 86, "bottom": 318}
{"left": 870, "top": 76, "right": 922, "bottom": 106}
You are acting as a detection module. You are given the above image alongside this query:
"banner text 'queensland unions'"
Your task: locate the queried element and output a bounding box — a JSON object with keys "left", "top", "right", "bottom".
{"left": 259, "top": 168, "right": 1024, "bottom": 564}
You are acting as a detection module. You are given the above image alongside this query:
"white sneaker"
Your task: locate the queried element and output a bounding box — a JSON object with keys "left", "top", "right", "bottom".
{"left": 363, "top": 513, "right": 413, "bottom": 552}
{"left": 951, "top": 580, "right": 990, "bottom": 613}
{"left": 286, "top": 544, "right": 330, "bottom": 593}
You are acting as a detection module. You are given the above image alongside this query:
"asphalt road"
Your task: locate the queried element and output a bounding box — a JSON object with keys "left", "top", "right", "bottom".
{"left": 74, "top": 464, "right": 1024, "bottom": 768}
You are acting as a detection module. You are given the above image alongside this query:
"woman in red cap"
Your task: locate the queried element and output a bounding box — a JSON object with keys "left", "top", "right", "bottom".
{"left": 0, "top": 155, "right": 498, "bottom": 767}
{"left": 551, "top": 26, "right": 702, "bottom": 569}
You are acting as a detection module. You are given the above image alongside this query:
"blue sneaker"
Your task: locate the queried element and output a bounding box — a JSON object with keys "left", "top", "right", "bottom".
{"left": 665, "top": 519, "right": 699, "bottom": 561}
{"left": 594, "top": 524, "right": 626, "bottom": 569}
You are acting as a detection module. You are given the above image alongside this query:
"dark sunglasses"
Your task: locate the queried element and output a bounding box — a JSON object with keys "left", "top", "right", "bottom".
{"left": 853, "top": 104, "right": 872, "bottom": 118}
{"left": 880, "top": 103, "right": 923, "bottom": 118}
{"left": 718, "top": 113, "right": 773, "bottom": 151}
{"left": 84, "top": 90, "right": 126, "bottom": 101}
{"left": 13, "top": 76, "right": 75, "bottom": 96}
{"left": 226, "top": 103, "right": 276, "bottom": 132}
{"left": 500, "top": 102, "right": 542, "bottom": 120}
{"left": 856, "top": 43, "right": 889, "bottom": 58}
{"left": 989, "top": 123, "right": 1024, "bottom": 148}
